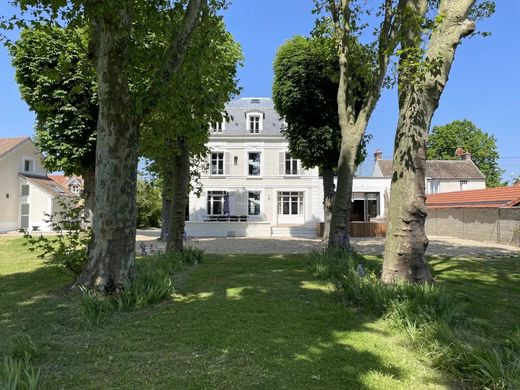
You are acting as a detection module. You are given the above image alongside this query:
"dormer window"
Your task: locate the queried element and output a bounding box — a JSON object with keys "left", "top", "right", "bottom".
{"left": 210, "top": 120, "right": 225, "bottom": 133}
{"left": 247, "top": 113, "right": 263, "bottom": 133}
{"left": 24, "top": 159, "right": 33, "bottom": 173}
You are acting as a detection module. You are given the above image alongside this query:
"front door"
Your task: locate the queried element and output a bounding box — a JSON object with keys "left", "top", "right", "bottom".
{"left": 277, "top": 191, "right": 304, "bottom": 225}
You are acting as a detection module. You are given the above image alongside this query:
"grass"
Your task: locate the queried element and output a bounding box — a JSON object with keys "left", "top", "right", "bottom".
{"left": 0, "top": 237, "right": 446, "bottom": 389}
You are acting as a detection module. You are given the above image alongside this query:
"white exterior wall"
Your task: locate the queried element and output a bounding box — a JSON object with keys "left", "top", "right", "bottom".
{"left": 189, "top": 136, "right": 321, "bottom": 229}
{"left": 0, "top": 141, "right": 49, "bottom": 232}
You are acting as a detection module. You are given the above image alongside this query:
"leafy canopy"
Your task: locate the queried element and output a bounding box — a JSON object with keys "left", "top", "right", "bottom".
{"left": 273, "top": 35, "right": 371, "bottom": 170}
{"left": 428, "top": 119, "right": 503, "bottom": 187}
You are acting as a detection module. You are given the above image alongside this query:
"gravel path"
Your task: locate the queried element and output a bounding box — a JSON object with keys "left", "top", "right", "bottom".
{"left": 136, "top": 229, "right": 520, "bottom": 258}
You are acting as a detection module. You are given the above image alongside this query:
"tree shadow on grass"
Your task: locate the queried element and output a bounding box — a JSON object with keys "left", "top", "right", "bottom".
{"left": 0, "top": 253, "right": 448, "bottom": 389}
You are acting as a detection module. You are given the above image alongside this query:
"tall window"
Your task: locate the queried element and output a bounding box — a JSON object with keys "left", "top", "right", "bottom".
{"left": 21, "top": 185, "right": 30, "bottom": 196}
{"left": 210, "top": 152, "right": 224, "bottom": 175}
{"left": 207, "top": 191, "right": 227, "bottom": 215}
{"left": 277, "top": 192, "right": 304, "bottom": 215}
{"left": 285, "top": 153, "right": 298, "bottom": 175}
{"left": 248, "top": 152, "right": 261, "bottom": 176}
{"left": 429, "top": 180, "right": 440, "bottom": 194}
{"left": 248, "top": 115, "right": 261, "bottom": 133}
{"left": 248, "top": 192, "right": 260, "bottom": 215}
{"left": 24, "top": 159, "right": 33, "bottom": 172}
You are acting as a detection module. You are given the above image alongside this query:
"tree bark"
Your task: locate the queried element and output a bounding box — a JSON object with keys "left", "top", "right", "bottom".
{"left": 166, "top": 137, "right": 191, "bottom": 252}
{"left": 322, "top": 165, "right": 335, "bottom": 242}
{"left": 76, "top": 3, "right": 137, "bottom": 293}
{"left": 382, "top": 0, "right": 476, "bottom": 283}
{"left": 160, "top": 173, "right": 172, "bottom": 241}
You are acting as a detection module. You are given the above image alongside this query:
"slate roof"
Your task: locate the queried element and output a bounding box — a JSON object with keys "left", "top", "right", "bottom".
{"left": 217, "top": 97, "right": 284, "bottom": 136}
{"left": 20, "top": 174, "right": 76, "bottom": 197}
{"left": 426, "top": 186, "right": 520, "bottom": 209}
{"left": 0, "top": 137, "right": 30, "bottom": 157}
{"left": 375, "top": 159, "right": 485, "bottom": 179}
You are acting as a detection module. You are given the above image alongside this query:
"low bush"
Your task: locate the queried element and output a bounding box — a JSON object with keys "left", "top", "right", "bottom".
{"left": 80, "top": 248, "right": 204, "bottom": 326}
{"left": 0, "top": 356, "right": 40, "bottom": 390}
{"left": 309, "top": 248, "right": 520, "bottom": 389}
{"left": 22, "top": 200, "right": 90, "bottom": 275}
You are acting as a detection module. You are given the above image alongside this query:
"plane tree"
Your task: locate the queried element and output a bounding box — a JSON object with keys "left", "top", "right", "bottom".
{"left": 382, "top": 1, "right": 495, "bottom": 283}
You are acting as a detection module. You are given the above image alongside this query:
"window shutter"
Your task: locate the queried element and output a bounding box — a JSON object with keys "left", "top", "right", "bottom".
{"left": 206, "top": 154, "right": 211, "bottom": 174}
{"left": 279, "top": 152, "right": 285, "bottom": 176}
{"left": 229, "top": 191, "right": 236, "bottom": 215}
{"left": 224, "top": 152, "right": 231, "bottom": 175}
{"left": 297, "top": 160, "right": 304, "bottom": 176}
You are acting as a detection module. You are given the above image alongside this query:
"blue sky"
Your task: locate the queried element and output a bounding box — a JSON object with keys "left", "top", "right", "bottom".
{"left": 1, "top": 1, "right": 519, "bottom": 180}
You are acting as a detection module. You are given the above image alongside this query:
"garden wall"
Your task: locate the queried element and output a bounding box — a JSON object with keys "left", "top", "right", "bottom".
{"left": 426, "top": 207, "right": 520, "bottom": 246}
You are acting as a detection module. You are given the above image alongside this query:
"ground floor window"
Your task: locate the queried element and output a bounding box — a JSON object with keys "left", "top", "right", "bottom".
{"left": 248, "top": 192, "right": 260, "bottom": 215}
{"left": 207, "top": 191, "right": 227, "bottom": 215}
{"left": 277, "top": 192, "right": 304, "bottom": 215}
{"left": 351, "top": 192, "right": 380, "bottom": 222}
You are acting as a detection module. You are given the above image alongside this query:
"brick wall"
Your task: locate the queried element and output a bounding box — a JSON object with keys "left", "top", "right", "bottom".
{"left": 426, "top": 207, "right": 520, "bottom": 246}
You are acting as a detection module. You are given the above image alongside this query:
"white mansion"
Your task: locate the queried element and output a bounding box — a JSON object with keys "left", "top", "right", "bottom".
{"left": 185, "top": 97, "right": 486, "bottom": 238}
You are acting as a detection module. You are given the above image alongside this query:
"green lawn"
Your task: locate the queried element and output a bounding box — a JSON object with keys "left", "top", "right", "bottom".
{"left": 1, "top": 237, "right": 518, "bottom": 389}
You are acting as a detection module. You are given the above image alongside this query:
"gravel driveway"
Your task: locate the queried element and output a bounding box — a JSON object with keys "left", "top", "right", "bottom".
{"left": 136, "top": 229, "right": 520, "bottom": 258}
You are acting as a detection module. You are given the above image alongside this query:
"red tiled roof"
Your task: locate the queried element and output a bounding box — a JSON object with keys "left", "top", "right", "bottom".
{"left": 0, "top": 137, "right": 30, "bottom": 157}
{"left": 426, "top": 186, "right": 520, "bottom": 209}
{"left": 48, "top": 174, "right": 69, "bottom": 187}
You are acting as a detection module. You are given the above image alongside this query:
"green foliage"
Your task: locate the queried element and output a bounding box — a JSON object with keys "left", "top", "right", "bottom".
{"left": 273, "top": 35, "right": 371, "bottom": 170}
{"left": 7, "top": 335, "right": 37, "bottom": 362}
{"left": 9, "top": 25, "right": 97, "bottom": 176}
{"left": 136, "top": 177, "right": 162, "bottom": 228}
{"left": 310, "top": 249, "right": 520, "bottom": 388}
{"left": 428, "top": 119, "right": 503, "bottom": 187}
{"left": 22, "top": 200, "right": 90, "bottom": 275}
{"left": 0, "top": 356, "right": 40, "bottom": 390}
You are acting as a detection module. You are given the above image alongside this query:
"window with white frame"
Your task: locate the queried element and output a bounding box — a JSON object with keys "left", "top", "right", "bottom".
{"left": 277, "top": 192, "right": 304, "bottom": 215}
{"left": 210, "top": 152, "right": 224, "bottom": 175}
{"left": 285, "top": 153, "right": 298, "bottom": 175}
{"left": 248, "top": 114, "right": 262, "bottom": 133}
{"left": 21, "top": 184, "right": 30, "bottom": 196}
{"left": 429, "top": 180, "right": 440, "bottom": 194}
{"left": 460, "top": 180, "right": 468, "bottom": 191}
{"left": 207, "top": 191, "right": 227, "bottom": 215}
{"left": 210, "top": 120, "right": 224, "bottom": 133}
{"left": 248, "top": 192, "right": 260, "bottom": 215}
{"left": 248, "top": 152, "right": 261, "bottom": 176}
{"left": 70, "top": 184, "right": 80, "bottom": 194}
{"left": 23, "top": 159, "right": 33, "bottom": 173}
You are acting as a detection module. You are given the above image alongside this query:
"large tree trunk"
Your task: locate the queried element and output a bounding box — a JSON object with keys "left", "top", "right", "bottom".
{"left": 322, "top": 165, "right": 335, "bottom": 242}
{"left": 381, "top": 89, "right": 433, "bottom": 283}
{"left": 166, "top": 137, "right": 190, "bottom": 252}
{"left": 76, "top": 3, "right": 137, "bottom": 293}
{"left": 382, "top": 0, "right": 476, "bottom": 283}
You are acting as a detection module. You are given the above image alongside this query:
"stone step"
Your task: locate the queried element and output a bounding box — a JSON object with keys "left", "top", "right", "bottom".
{"left": 271, "top": 225, "right": 318, "bottom": 238}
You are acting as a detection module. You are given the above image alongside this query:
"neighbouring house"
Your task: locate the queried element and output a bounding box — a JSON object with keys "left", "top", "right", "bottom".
{"left": 0, "top": 137, "right": 76, "bottom": 232}
{"left": 372, "top": 149, "right": 486, "bottom": 194}
{"left": 49, "top": 174, "right": 84, "bottom": 195}
{"left": 426, "top": 186, "right": 520, "bottom": 246}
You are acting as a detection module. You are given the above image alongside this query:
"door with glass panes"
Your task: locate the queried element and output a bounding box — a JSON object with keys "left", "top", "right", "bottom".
{"left": 276, "top": 191, "right": 304, "bottom": 225}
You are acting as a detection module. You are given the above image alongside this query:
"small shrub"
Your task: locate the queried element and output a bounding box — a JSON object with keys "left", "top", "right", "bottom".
{"left": 79, "top": 287, "right": 115, "bottom": 326}
{"left": 176, "top": 246, "right": 205, "bottom": 265}
{"left": 8, "top": 334, "right": 37, "bottom": 361}
{"left": 0, "top": 356, "right": 40, "bottom": 390}
{"left": 22, "top": 199, "right": 91, "bottom": 275}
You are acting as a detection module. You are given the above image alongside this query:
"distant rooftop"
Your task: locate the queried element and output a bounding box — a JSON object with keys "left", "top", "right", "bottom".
{"left": 0, "top": 137, "right": 30, "bottom": 157}
{"left": 226, "top": 97, "right": 275, "bottom": 109}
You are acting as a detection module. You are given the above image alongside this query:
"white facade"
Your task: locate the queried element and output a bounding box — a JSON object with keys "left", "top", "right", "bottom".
{"left": 0, "top": 138, "right": 75, "bottom": 233}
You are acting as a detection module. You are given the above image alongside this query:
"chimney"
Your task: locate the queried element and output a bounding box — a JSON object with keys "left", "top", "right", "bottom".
{"left": 374, "top": 149, "right": 383, "bottom": 161}
{"left": 462, "top": 151, "right": 471, "bottom": 161}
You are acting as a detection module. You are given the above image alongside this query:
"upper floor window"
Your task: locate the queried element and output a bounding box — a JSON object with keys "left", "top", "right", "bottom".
{"left": 210, "top": 152, "right": 224, "bottom": 175}
{"left": 429, "top": 180, "right": 440, "bottom": 194}
{"left": 21, "top": 184, "right": 30, "bottom": 196}
{"left": 248, "top": 152, "right": 261, "bottom": 176}
{"left": 24, "top": 159, "right": 33, "bottom": 173}
{"left": 460, "top": 180, "right": 468, "bottom": 191}
{"left": 210, "top": 121, "right": 224, "bottom": 133}
{"left": 247, "top": 113, "right": 262, "bottom": 133}
{"left": 285, "top": 153, "right": 299, "bottom": 175}
{"left": 70, "top": 184, "right": 80, "bottom": 195}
